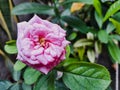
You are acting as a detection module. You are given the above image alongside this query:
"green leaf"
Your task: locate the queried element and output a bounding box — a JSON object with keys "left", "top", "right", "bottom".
{"left": 103, "top": 0, "right": 120, "bottom": 22}
{"left": 14, "top": 60, "right": 26, "bottom": 71}
{"left": 4, "top": 40, "right": 17, "bottom": 54}
{"left": 65, "top": 45, "right": 71, "bottom": 59}
{"left": 12, "top": 2, "right": 55, "bottom": 15}
{"left": 60, "top": 61, "right": 111, "bottom": 90}
{"left": 62, "top": 16, "right": 93, "bottom": 34}
{"left": 110, "top": 35, "right": 120, "bottom": 41}
{"left": 62, "top": 0, "right": 93, "bottom": 5}
{"left": 0, "top": 81, "right": 13, "bottom": 90}
{"left": 12, "top": 70, "right": 21, "bottom": 81}
{"left": 109, "top": 18, "right": 120, "bottom": 34}
{"left": 24, "top": 67, "right": 41, "bottom": 85}
{"left": 73, "top": 39, "right": 93, "bottom": 48}
{"left": 34, "top": 71, "right": 55, "bottom": 90}
{"left": 9, "top": 83, "right": 20, "bottom": 90}
{"left": 95, "top": 11, "right": 103, "bottom": 29}
{"left": 68, "top": 32, "right": 77, "bottom": 40}
{"left": 78, "top": 47, "right": 85, "bottom": 60}
{"left": 56, "top": 58, "right": 79, "bottom": 70}
{"left": 22, "top": 83, "right": 32, "bottom": 90}
{"left": 55, "top": 80, "right": 69, "bottom": 90}
{"left": 87, "top": 49, "right": 95, "bottom": 63}
{"left": 106, "top": 22, "right": 115, "bottom": 34}
{"left": 61, "top": 9, "right": 71, "bottom": 17}
{"left": 112, "top": 12, "right": 120, "bottom": 22}
{"left": 108, "top": 40, "right": 120, "bottom": 63}
{"left": 98, "top": 30, "right": 108, "bottom": 44}
{"left": 93, "top": 0, "right": 102, "bottom": 18}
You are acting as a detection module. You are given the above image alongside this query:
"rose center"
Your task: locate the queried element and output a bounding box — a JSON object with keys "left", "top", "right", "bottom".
{"left": 39, "top": 38, "right": 45, "bottom": 46}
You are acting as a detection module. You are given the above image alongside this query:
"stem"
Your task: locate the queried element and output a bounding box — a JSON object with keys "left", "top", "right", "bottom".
{"left": 116, "top": 62, "right": 119, "bottom": 90}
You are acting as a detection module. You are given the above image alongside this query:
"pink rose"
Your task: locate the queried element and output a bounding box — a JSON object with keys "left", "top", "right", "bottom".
{"left": 16, "top": 15, "right": 69, "bottom": 74}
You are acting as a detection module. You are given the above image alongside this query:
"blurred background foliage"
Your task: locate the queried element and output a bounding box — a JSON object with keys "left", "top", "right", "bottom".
{"left": 0, "top": 0, "right": 120, "bottom": 90}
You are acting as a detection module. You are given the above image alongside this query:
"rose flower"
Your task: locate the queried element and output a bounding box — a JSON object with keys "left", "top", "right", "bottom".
{"left": 16, "top": 15, "right": 69, "bottom": 74}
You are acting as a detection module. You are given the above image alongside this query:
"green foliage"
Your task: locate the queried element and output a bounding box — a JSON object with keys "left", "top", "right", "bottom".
{"left": 108, "top": 40, "right": 120, "bottom": 63}
{"left": 103, "top": 0, "right": 120, "bottom": 22}
{"left": 9, "top": 83, "right": 20, "bottom": 90}
{"left": 12, "top": 2, "right": 55, "bottom": 15}
{"left": 4, "top": 40, "right": 17, "bottom": 54}
{"left": 0, "top": 81, "right": 13, "bottom": 90}
{"left": 93, "top": 0, "right": 102, "bottom": 17}
{"left": 34, "top": 71, "right": 55, "bottom": 90}
{"left": 98, "top": 30, "right": 108, "bottom": 44}
{"left": 95, "top": 11, "right": 103, "bottom": 29}
{"left": 87, "top": 49, "right": 95, "bottom": 63}
{"left": 106, "top": 22, "right": 115, "bottom": 34}
{"left": 58, "top": 60, "right": 111, "bottom": 90}
{"left": 68, "top": 32, "right": 77, "bottom": 40}
{"left": 62, "top": 16, "right": 92, "bottom": 34}
{"left": 14, "top": 60, "right": 26, "bottom": 71}
{"left": 73, "top": 39, "right": 93, "bottom": 48}
{"left": 22, "top": 83, "right": 32, "bottom": 90}
{"left": 3, "top": 0, "right": 120, "bottom": 89}
{"left": 24, "top": 67, "right": 41, "bottom": 85}
{"left": 109, "top": 18, "right": 120, "bottom": 34}
{"left": 12, "top": 70, "right": 21, "bottom": 81}
{"left": 65, "top": 45, "right": 71, "bottom": 59}
{"left": 62, "top": 0, "right": 93, "bottom": 5}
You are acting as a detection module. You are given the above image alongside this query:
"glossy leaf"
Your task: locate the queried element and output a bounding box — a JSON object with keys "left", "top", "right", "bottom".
{"left": 60, "top": 61, "right": 111, "bottom": 90}
{"left": 93, "top": 0, "right": 102, "bottom": 17}
{"left": 12, "top": 2, "right": 55, "bottom": 15}
{"left": 108, "top": 41, "right": 120, "bottom": 63}
{"left": 62, "top": 16, "right": 92, "bottom": 34}
{"left": 73, "top": 39, "right": 93, "bottom": 48}
{"left": 109, "top": 18, "right": 120, "bottom": 34}
{"left": 14, "top": 60, "right": 26, "bottom": 71}
{"left": 56, "top": 58, "right": 79, "bottom": 69}
{"left": 63, "top": 0, "right": 93, "bottom": 5}
{"left": 98, "top": 30, "right": 108, "bottom": 44}
{"left": 24, "top": 67, "right": 41, "bottom": 85}
{"left": 0, "top": 81, "right": 13, "bottom": 90}
{"left": 103, "top": 0, "right": 120, "bottom": 22}
{"left": 34, "top": 71, "right": 55, "bottom": 90}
